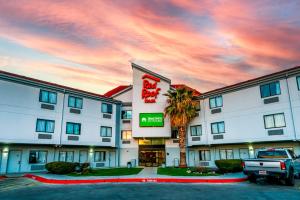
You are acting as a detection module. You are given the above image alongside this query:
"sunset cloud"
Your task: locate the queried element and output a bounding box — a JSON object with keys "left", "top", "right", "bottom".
{"left": 0, "top": 0, "right": 299, "bottom": 94}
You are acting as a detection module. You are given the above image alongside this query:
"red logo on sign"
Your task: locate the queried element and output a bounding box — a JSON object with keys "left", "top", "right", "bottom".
{"left": 142, "top": 74, "right": 161, "bottom": 103}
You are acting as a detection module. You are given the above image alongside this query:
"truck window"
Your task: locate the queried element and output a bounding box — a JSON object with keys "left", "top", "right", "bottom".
{"left": 288, "top": 150, "right": 296, "bottom": 159}
{"left": 257, "top": 151, "right": 288, "bottom": 159}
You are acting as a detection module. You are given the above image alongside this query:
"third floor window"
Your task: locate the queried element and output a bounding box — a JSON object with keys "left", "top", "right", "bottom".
{"left": 68, "top": 96, "right": 83, "bottom": 109}
{"left": 209, "top": 96, "right": 223, "bottom": 109}
{"left": 39, "top": 90, "right": 57, "bottom": 104}
{"left": 260, "top": 81, "right": 281, "bottom": 98}
{"left": 122, "top": 110, "right": 132, "bottom": 119}
{"left": 102, "top": 103, "right": 113, "bottom": 114}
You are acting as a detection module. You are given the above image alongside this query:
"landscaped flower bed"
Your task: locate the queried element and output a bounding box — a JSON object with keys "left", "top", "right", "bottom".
{"left": 157, "top": 167, "right": 221, "bottom": 176}
{"left": 68, "top": 167, "right": 143, "bottom": 176}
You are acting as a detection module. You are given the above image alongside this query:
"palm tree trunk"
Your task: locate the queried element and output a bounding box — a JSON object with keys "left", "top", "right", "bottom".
{"left": 178, "top": 126, "right": 187, "bottom": 168}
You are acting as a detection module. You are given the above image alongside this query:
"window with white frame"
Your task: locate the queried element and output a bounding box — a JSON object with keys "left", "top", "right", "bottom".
{"left": 100, "top": 126, "right": 112, "bottom": 137}
{"left": 59, "top": 151, "right": 74, "bottom": 162}
{"left": 199, "top": 150, "right": 210, "bottom": 161}
{"left": 121, "top": 130, "right": 132, "bottom": 140}
{"left": 264, "top": 113, "right": 286, "bottom": 129}
{"left": 220, "top": 149, "right": 233, "bottom": 160}
{"left": 39, "top": 90, "right": 57, "bottom": 104}
{"left": 211, "top": 121, "right": 225, "bottom": 134}
{"left": 94, "top": 151, "right": 106, "bottom": 162}
{"left": 68, "top": 96, "right": 83, "bottom": 109}
{"left": 190, "top": 125, "right": 202, "bottom": 136}
{"left": 29, "top": 151, "right": 47, "bottom": 164}
{"left": 36, "top": 119, "right": 55, "bottom": 133}
{"left": 209, "top": 96, "right": 223, "bottom": 109}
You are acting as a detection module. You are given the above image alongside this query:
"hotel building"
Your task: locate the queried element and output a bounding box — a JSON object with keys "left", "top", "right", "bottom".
{"left": 0, "top": 63, "right": 300, "bottom": 173}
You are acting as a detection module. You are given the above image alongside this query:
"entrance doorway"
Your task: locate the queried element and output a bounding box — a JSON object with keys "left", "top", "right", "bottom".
{"left": 138, "top": 138, "right": 165, "bottom": 167}
{"left": 7, "top": 150, "right": 22, "bottom": 173}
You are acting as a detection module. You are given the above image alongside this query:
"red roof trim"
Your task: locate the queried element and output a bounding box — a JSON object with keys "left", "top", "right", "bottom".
{"left": 104, "top": 85, "right": 131, "bottom": 97}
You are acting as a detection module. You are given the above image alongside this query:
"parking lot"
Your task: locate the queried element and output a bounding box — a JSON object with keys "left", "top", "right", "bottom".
{"left": 0, "top": 178, "right": 299, "bottom": 200}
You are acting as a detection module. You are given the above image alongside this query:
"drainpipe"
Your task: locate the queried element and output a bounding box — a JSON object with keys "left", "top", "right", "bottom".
{"left": 285, "top": 74, "right": 297, "bottom": 141}
{"left": 59, "top": 89, "right": 66, "bottom": 146}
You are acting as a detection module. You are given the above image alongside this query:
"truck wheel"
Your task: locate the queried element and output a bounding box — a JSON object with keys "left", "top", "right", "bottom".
{"left": 285, "top": 169, "right": 295, "bottom": 186}
{"left": 248, "top": 175, "right": 256, "bottom": 183}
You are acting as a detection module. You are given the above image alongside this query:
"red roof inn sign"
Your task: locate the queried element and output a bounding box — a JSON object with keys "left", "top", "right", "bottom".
{"left": 141, "top": 74, "right": 161, "bottom": 103}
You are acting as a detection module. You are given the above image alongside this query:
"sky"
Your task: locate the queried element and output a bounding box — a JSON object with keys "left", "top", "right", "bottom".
{"left": 0, "top": 0, "right": 300, "bottom": 94}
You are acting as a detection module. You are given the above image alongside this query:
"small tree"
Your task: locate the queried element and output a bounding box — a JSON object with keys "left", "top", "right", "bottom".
{"left": 164, "top": 87, "right": 198, "bottom": 168}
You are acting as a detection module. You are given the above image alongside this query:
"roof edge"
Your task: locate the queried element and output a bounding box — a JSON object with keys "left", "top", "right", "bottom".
{"left": 131, "top": 63, "right": 171, "bottom": 83}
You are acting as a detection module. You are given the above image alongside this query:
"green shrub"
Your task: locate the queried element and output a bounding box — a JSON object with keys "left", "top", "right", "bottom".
{"left": 45, "top": 162, "right": 77, "bottom": 174}
{"left": 215, "top": 159, "right": 243, "bottom": 173}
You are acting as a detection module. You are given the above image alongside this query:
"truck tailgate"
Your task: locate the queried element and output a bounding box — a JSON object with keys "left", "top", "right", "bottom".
{"left": 244, "top": 159, "right": 283, "bottom": 172}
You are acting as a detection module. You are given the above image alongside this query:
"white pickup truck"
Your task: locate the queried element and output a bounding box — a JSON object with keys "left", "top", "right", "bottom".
{"left": 242, "top": 149, "right": 300, "bottom": 186}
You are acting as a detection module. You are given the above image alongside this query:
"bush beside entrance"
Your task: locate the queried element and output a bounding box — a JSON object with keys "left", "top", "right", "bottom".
{"left": 215, "top": 159, "right": 243, "bottom": 173}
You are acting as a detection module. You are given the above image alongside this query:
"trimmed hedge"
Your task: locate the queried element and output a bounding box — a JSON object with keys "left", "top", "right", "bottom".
{"left": 215, "top": 159, "right": 243, "bottom": 173}
{"left": 45, "top": 162, "right": 77, "bottom": 174}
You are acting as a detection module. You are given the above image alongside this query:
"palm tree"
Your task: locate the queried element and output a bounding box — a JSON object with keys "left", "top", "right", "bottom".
{"left": 164, "top": 87, "right": 198, "bottom": 168}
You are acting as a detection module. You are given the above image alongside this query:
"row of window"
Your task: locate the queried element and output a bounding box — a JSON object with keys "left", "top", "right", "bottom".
{"left": 190, "top": 113, "right": 286, "bottom": 136}
{"left": 199, "top": 149, "right": 250, "bottom": 161}
{"left": 36, "top": 119, "right": 113, "bottom": 137}
{"left": 208, "top": 77, "right": 300, "bottom": 109}
{"left": 39, "top": 90, "right": 113, "bottom": 114}
{"left": 29, "top": 150, "right": 107, "bottom": 164}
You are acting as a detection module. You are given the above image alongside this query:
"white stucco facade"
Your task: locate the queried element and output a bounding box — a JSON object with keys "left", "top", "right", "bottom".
{"left": 0, "top": 64, "right": 300, "bottom": 174}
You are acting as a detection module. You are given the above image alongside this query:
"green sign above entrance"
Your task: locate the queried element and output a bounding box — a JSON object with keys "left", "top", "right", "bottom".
{"left": 139, "top": 113, "right": 164, "bottom": 127}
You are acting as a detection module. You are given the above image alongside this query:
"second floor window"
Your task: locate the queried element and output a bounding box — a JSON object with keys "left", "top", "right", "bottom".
{"left": 264, "top": 113, "right": 286, "bottom": 129}
{"left": 100, "top": 126, "right": 112, "bottom": 137}
{"left": 121, "top": 130, "right": 132, "bottom": 140}
{"left": 122, "top": 110, "right": 132, "bottom": 119}
{"left": 211, "top": 121, "right": 225, "bottom": 134}
{"left": 68, "top": 96, "right": 83, "bottom": 109}
{"left": 102, "top": 103, "right": 113, "bottom": 114}
{"left": 36, "top": 119, "right": 55, "bottom": 133}
{"left": 297, "top": 76, "right": 300, "bottom": 90}
{"left": 190, "top": 125, "right": 202, "bottom": 136}
{"left": 260, "top": 81, "right": 281, "bottom": 98}
{"left": 39, "top": 90, "right": 57, "bottom": 104}
{"left": 209, "top": 96, "right": 223, "bottom": 109}
{"left": 66, "top": 122, "right": 81, "bottom": 135}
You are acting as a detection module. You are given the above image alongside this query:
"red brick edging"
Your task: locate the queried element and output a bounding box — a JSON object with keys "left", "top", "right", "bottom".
{"left": 24, "top": 174, "right": 248, "bottom": 184}
{"left": 0, "top": 175, "right": 6, "bottom": 180}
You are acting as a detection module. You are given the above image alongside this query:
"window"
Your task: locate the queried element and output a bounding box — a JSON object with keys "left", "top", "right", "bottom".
{"left": 209, "top": 96, "right": 223, "bottom": 109}
{"left": 260, "top": 81, "right": 281, "bottom": 98}
{"left": 239, "top": 149, "right": 250, "bottom": 159}
{"left": 220, "top": 149, "right": 233, "bottom": 160}
{"left": 264, "top": 113, "right": 286, "bottom": 129}
{"left": 211, "top": 121, "right": 225, "bottom": 134}
{"left": 297, "top": 76, "right": 300, "bottom": 90}
{"left": 100, "top": 126, "right": 112, "bottom": 137}
{"left": 94, "top": 151, "right": 106, "bottom": 162}
{"left": 36, "top": 119, "right": 55, "bottom": 133}
{"left": 68, "top": 96, "right": 83, "bottom": 109}
{"left": 171, "top": 128, "right": 179, "bottom": 139}
{"left": 190, "top": 125, "right": 202, "bottom": 136}
{"left": 102, "top": 103, "right": 113, "bottom": 114}
{"left": 59, "top": 151, "right": 74, "bottom": 162}
{"left": 29, "top": 151, "right": 47, "bottom": 164}
{"left": 122, "top": 110, "right": 132, "bottom": 119}
{"left": 195, "top": 101, "right": 201, "bottom": 111}
{"left": 199, "top": 150, "right": 210, "bottom": 161}
{"left": 122, "top": 130, "right": 132, "bottom": 140}
{"left": 39, "top": 90, "right": 57, "bottom": 104}
{"left": 66, "top": 122, "right": 81, "bottom": 135}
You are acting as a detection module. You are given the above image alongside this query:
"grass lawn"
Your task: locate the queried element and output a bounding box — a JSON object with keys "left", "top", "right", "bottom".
{"left": 157, "top": 167, "right": 220, "bottom": 176}
{"left": 69, "top": 168, "right": 143, "bottom": 176}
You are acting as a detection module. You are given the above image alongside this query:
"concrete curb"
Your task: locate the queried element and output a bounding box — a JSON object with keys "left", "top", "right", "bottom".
{"left": 24, "top": 174, "right": 248, "bottom": 184}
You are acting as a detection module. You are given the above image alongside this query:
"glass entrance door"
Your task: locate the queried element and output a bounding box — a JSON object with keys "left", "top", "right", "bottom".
{"left": 139, "top": 150, "right": 165, "bottom": 167}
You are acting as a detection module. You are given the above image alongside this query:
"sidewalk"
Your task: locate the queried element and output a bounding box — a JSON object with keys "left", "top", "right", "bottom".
{"left": 23, "top": 168, "right": 248, "bottom": 184}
